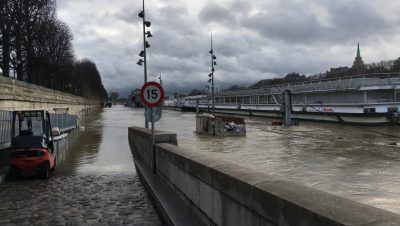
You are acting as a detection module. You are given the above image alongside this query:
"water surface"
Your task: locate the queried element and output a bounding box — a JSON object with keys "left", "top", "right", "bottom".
{"left": 61, "top": 106, "right": 400, "bottom": 214}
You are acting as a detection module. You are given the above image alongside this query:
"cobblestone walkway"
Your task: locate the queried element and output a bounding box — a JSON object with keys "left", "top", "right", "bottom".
{"left": 0, "top": 174, "right": 162, "bottom": 226}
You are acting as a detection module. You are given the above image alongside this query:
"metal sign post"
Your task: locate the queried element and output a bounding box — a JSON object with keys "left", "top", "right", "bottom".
{"left": 140, "top": 82, "right": 164, "bottom": 173}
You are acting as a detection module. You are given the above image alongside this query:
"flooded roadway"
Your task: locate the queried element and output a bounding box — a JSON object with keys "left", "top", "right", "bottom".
{"left": 0, "top": 107, "right": 162, "bottom": 226}
{"left": 1, "top": 105, "right": 400, "bottom": 224}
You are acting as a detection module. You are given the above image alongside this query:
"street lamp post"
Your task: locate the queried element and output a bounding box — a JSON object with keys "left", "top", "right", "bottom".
{"left": 208, "top": 34, "right": 217, "bottom": 116}
{"left": 137, "top": 0, "right": 153, "bottom": 128}
{"left": 158, "top": 72, "right": 162, "bottom": 85}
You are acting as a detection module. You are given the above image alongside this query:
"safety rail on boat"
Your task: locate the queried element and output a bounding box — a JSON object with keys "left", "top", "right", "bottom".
{"left": 215, "top": 73, "right": 400, "bottom": 97}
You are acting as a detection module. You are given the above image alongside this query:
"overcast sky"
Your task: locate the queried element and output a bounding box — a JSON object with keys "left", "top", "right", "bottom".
{"left": 57, "top": 0, "right": 400, "bottom": 95}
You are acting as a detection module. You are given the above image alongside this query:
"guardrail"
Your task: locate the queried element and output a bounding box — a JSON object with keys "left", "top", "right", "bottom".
{"left": 216, "top": 73, "right": 400, "bottom": 97}
{"left": 0, "top": 111, "right": 12, "bottom": 144}
{"left": 50, "top": 113, "right": 77, "bottom": 132}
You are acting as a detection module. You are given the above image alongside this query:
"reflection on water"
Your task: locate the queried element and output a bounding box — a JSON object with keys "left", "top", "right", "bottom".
{"left": 59, "top": 106, "right": 400, "bottom": 214}
{"left": 57, "top": 107, "right": 137, "bottom": 175}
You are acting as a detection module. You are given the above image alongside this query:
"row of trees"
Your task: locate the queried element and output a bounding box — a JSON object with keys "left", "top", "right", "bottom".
{"left": 249, "top": 73, "right": 307, "bottom": 88}
{"left": 0, "top": 0, "right": 107, "bottom": 100}
{"left": 325, "top": 58, "right": 400, "bottom": 79}
{"left": 248, "top": 58, "right": 400, "bottom": 89}
{"left": 365, "top": 58, "right": 400, "bottom": 73}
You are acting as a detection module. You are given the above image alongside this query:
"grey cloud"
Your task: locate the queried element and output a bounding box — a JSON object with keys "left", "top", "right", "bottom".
{"left": 242, "top": 0, "right": 396, "bottom": 44}
{"left": 112, "top": 9, "right": 140, "bottom": 25}
{"left": 95, "top": 37, "right": 107, "bottom": 43}
{"left": 151, "top": 28, "right": 207, "bottom": 59}
{"left": 243, "top": 12, "right": 322, "bottom": 43}
{"left": 58, "top": 0, "right": 400, "bottom": 95}
{"left": 199, "top": 3, "right": 236, "bottom": 25}
{"left": 230, "top": 1, "right": 252, "bottom": 14}
{"left": 329, "top": 3, "right": 395, "bottom": 37}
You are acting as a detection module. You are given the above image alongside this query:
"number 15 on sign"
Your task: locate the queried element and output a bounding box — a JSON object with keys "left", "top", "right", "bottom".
{"left": 140, "top": 82, "right": 164, "bottom": 108}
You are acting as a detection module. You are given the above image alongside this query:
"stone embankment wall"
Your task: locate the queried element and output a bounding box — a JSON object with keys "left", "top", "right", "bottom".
{"left": 0, "top": 76, "right": 100, "bottom": 182}
{"left": 128, "top": 126, "right": 400, "bottom": 226}
{"left": 0, "top": 76, "right": 100, "bottom": 118}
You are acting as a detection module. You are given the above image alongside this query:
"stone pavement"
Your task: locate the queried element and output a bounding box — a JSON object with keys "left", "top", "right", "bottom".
{"left": 0, "top": 174, "right": 162, "bottom": 226}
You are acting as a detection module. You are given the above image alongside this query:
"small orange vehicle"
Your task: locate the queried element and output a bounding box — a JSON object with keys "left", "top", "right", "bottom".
{"left": 8, "top": 111, "right": 56, "bottom": 180}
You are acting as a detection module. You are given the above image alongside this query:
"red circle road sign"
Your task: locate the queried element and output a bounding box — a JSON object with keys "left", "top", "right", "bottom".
{"left": 140, "top": 82, "right": 165, "bottom": 108}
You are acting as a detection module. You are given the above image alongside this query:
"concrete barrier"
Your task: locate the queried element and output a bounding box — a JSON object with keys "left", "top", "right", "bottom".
{"left": 128, "top": 126, "right": 400, "bottom": 226}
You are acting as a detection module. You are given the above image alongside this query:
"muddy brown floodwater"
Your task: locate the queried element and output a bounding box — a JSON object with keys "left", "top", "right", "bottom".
{"left": 120, "top": 106, "right": 400, "bottom": 215}
{"left": 55, "top": 105, "right": 400, "bottom": 215}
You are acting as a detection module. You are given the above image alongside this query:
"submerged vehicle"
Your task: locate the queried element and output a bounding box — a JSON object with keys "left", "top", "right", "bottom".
{"left": 8, "top": 110, "right": 57, "bottom": 180}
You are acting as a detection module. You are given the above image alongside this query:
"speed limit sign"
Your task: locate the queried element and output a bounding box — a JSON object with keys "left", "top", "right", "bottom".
{"left": 140, "top": 81, "right": 165, "bottom": 108}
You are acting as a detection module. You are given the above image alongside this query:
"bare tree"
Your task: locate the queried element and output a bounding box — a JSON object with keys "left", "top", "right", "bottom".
{"left": 0, "top": 0, "right": 13, "bottom": 77}
{"left": 0, "top": 0, "right": 107, "bottom": 101}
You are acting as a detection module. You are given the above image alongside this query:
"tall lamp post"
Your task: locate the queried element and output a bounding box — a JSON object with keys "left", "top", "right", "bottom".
{"left": 158, "top": 72, "right": 162, "bottom": 85}
{"left": 208, "top": 34, "right": 217, "bottom": 115}
{"left": 137, "top": 0, "right": 153, "bottom": 128}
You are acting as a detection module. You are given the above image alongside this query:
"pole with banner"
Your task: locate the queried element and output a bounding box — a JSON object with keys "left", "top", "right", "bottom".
{"left": 140, "top": 81, "right": 164, "bottom": 173}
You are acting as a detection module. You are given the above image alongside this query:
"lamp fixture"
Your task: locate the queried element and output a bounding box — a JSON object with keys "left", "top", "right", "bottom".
{"left": 138, "top": 11, "right": 144, "bottom": 18}
{"left": 139, "top": 50, "right": 145, "bottom": 57}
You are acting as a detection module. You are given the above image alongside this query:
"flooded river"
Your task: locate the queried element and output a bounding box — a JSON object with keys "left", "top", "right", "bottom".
{"left": 61, "top": 106, "right": 400, "bottom": 214}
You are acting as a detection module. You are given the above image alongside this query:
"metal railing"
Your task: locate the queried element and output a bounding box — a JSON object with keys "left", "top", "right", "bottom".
{"left": 0, "top": 111, "right": 77, "bottom": 144}
{"left": 50, "top": 113, "right": 77, "bottom": 132}
{"left": 216, "top": 73, "right": 400, "bottom": 97}
{"left": 0, "top": 111, "right": 12, "bottom": 144}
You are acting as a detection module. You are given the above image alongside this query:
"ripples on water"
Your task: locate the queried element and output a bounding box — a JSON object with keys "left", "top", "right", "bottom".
{"left": 159, "top": 109, "right": 400, "bottom": 214}
{"left": 59, "top": 106, "right": 400, "bottom": 214}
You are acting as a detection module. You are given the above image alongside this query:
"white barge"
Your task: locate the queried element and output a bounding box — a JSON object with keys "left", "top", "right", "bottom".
{"left": 174, "top": 73, "right": 400, "bottom": 125}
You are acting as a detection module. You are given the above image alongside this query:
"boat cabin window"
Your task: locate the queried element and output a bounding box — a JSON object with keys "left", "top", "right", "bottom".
{"left": 387, "top": 107, "right": 398, "bottom": 113}
{"left": 363, "top": 108, "right": 376, "bottom": 113}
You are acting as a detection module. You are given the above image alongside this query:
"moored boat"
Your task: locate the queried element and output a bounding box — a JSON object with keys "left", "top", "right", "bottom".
{"left": 175, "top": 73, "right": 400, "bottom": 125}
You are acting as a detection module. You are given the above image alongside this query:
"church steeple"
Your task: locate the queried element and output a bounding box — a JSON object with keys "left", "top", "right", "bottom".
{"left": 352, "top": 42, "right": 364, "bottom": 75}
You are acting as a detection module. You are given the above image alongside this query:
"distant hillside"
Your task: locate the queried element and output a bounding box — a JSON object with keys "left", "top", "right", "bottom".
{"left": 248, "top": 57, "right": 400, "bottom": 89}
{"left": 249, "top": 73, "right": 306, "bottom": 88}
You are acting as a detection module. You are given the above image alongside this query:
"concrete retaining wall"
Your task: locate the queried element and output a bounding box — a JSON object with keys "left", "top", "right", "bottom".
{"left": 0, "top": 76, "right": 100, "bottom": 118}
{"left": 128, "top": 126, "right": 400, "bottom": 226}
{"left": 128, "top": 127, "right": 178, "bottom": 172}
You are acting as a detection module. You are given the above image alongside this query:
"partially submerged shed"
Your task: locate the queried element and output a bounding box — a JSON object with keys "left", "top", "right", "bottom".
{"left": 196, "top": 114, "right": 246, "bottom": 136}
